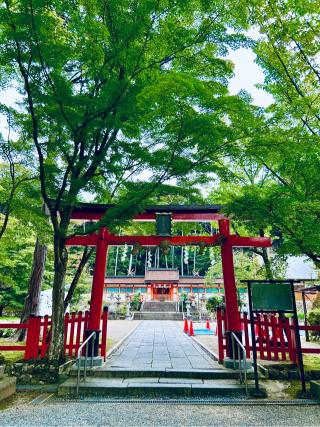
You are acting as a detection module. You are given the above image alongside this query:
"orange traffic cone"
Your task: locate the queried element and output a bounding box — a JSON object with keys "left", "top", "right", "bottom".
{"left": 183, "top": 319, "right": 189, "bottom": 334}
{"left": 189, "top": 320, "right": 194, "bottom": 336}
{"left": 206, "top": 320, "right": 210, "bottom": 330}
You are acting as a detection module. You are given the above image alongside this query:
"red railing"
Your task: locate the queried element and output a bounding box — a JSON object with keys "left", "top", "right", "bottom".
{"left": 216, "top": 308, "right": 320, "bottom": 363}
{"left": 0, "top": 307, "right": 108, "bottom": 360}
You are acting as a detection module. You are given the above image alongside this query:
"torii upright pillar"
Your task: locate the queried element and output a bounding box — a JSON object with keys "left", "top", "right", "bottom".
{"left": 86, "top": 227, "right": 109, "bottom": 356}
{"left": 219, "top": 219, "right": 242, "bottom": 357}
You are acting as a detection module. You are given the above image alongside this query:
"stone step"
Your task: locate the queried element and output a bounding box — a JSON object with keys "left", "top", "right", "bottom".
{"left": 0, "top": 376, "right": 16, "bottom": 402}
{"left": 69, "top": 367, "right": 255, "bottom": 380}
{"left": 134, "top": 312, "right": 183, "bottom": 320}
{"left": 142, "top": 302, "right": 177, "bottom": 313}
{"left": 59, "top": 377, "right": 256, "bottom": 397}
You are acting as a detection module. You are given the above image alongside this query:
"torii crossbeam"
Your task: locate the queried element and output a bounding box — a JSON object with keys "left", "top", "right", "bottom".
{"left": 65, "top": 204, "right": 271, "bottom": 358}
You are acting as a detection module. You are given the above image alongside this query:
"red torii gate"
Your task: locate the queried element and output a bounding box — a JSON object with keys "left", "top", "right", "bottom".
{"left": 66, "top": 203, "right": 271, "bottom": 357}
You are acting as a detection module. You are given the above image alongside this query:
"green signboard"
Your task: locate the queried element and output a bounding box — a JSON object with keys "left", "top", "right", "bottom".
{"left": 250, "top": 282, "right": 294, "bottom": 312}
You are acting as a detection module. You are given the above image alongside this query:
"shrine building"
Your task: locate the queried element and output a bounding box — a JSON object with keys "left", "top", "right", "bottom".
{"left": 104, "top": 268, "right": 224, "bottom": 301}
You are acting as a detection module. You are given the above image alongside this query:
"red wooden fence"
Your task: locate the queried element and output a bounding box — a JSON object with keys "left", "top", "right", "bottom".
{"left": 216, "top": 308, "right": 320, "bottom": 363}
{"left": 0, "top": 307, "right": 108, "bottom": 361}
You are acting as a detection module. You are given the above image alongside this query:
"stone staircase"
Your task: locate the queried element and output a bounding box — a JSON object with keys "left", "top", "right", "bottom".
{"left": 59, "top": 367, "right": 256, "bottom": 397}
{"left": 134, "top": 301, "right": 183, "bottom": 320}
{"left": 134, "top": 312, "right": 183, "bottom": 320}
{"left": 143, "top": 301, "right": 176, "bottom": 312}
{"left": 58, "top": 320, "right": 262, "bottom": 398}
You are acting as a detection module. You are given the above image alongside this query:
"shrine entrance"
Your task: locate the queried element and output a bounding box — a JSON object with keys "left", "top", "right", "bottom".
{"left": 152, "top": 284, "right": 172, "bottom": 301}
{"left": 65, "top": 203, "right": 271, "bottom": 358}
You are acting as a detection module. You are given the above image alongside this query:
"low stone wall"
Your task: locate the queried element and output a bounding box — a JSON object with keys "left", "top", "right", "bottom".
{"left": 265, "top": 364, "right": 320, "bottom": 381}
{"left": 5, "top": 360, "right": 60, "bottom": 384}
{"left": 0, "top": 365, "right": 16, "bottom": 402}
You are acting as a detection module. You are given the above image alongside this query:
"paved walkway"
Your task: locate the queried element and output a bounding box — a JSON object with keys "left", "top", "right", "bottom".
{"left": 105, "top": 320, "right": 220, "bottom": 370}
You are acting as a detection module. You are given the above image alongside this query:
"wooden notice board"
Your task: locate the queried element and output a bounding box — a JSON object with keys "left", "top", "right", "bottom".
{"left": 250, "top": 282, "right": 294, "bottom": 312}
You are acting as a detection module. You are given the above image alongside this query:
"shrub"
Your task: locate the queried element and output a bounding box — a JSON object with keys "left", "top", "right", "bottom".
{"left": 130, "top": 293, "right": 141, "bottom": 311}
{"left": 206, "top": 296, "right": 223, "bottom": 312}
{"left": 308, "top": 309, "right": 320, "bottom": 341}
{"left": 0, "top": 328, "right": 15, "bottom": 338}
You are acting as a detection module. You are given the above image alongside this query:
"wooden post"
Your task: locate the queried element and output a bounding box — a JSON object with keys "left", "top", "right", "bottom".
{"left": 219, "top": 219, "right": 242, "bottom": 358}
{"left": 87, "top": 228, "right": 109, "bottom": 356}
{"left": 216, "top": 307, "right": 224, "bottom": 363}
{"left": 100, "top": 306, "right": 109, "bottom": 360}
{"left": 25, "top": 315, "right": 41, "bottom": 360}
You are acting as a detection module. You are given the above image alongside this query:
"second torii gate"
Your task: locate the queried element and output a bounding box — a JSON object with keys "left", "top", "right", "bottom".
{"left": 65, "top": 203, "right": 272, "bottom": 358}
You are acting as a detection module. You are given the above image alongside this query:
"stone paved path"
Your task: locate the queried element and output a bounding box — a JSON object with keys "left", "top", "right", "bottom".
{"left": 105, "top": 320, "right": 220, "bottom": 370}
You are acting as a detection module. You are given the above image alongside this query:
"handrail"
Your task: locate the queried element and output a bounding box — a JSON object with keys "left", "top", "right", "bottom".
{"left": 231, "top": 332, "right": 248, "bottom": 396}
{"left": 76, "top": 331, "right": 96, "bottom": 396}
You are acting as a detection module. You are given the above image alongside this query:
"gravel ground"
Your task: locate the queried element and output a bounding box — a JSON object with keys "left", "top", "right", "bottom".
{"left": 1, "top": 400, "right": 320, "bottom": 426}
{"left": 107, "top": 320, "right": 141, "bottom": 347}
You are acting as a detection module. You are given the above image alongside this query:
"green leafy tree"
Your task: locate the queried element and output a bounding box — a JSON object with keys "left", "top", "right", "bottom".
{"left": 228, "top": 1, "right": 320, "bottom": 267}
{"left": 209, "top": 164, "right": 288, "bottom": 279}
{"left": 205, "top": 248, "right": 266, "bottom": 286}
{"left": 1, "top": 1, "right": 252, "bottom": 359}
{"left": 0, "top": 218, "right": 38, "bottom": 315}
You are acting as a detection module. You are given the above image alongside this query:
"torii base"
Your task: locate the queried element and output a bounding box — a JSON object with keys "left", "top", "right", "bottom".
{"left": 77, "top": 356, "right": 103, "bottom": 368}
{"left": 84, "top": 330, "right": 100, "bottom": 357}
{"left": 223, "top": 357, "right": 252, "bottom": 370}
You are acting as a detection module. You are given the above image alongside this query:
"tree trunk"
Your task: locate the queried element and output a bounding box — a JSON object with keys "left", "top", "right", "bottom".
{"left": 64, "top": 247, "right": 94, "bottom": 312}
{"left": 48, "top": 230, "right": 68, "bottom": 362}
{"left": 257, "top": 229, "right": 274, "bottom": 280}
{"left": 0, "top": 304, "right": 4, "bottom": 317}
{"left": 303, "top": 251, "right": 320, "bottom": 269}
{"left": 261, "top": 247, "right": 273, "bottom": 280}
{"left": 17, "top": 238, "right": 47, "bottom": 341}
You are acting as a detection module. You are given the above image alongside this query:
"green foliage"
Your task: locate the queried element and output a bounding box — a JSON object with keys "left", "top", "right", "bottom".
{"left": 0, "top": 0, "right": 252, "bottom": 222}
{"left": 224, "top": 0, "right": 320, "bottom": 267}
{"left": 308, "top": 309, "right": 320, "bottom": 341}
{"left": 2, "top": 0, "right": 319, "bottom": 359}
{"left": 0, "top": 1, "right": 255, "bottom": 358}
{"left": 65, "top": 247, "right": 93, "bottom": 309}
{"left": 0, "top": 216, "right": 54, "bottom": 314}
{"left": 205, "top": 248, "right": 265, "bottom": 284}
{"left": 221, "top": 177, "right": 320, "bottom": 267}
{"left": 208, "top": 164, "right": 289, "bottom": 279}
{"left": 130, "top": 293, "right": 141, "bottom": 311}
{"left": 0, "top": 218, "right": 36, "bottom": 313}
{"left": 206, "top": 296, "right": 223, "bottom": 312}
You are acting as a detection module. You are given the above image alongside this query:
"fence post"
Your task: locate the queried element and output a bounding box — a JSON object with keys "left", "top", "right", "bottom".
{"left": 69, "top": 312, "right": 76, "bottom": 357}
{"left": 25, "top": 315, "right": 41, "bottom": 360}
{"left": 40, "top": 315, "right": 50, "bottom": 358}
{"left": 64, "top": 313, "right": 69, "bottom": 356}
{"left": 243, "top": 313, "right": 250, "bottom": 358}
{"left": 256, "top": 315, "right": 265, "bottom": 360}
{"left": 289, "top": 318, "right": 298, "bottom": 363}
{"left": 263, "top": 314, "right": 272, "bottom": 360}
{"left": 75, "top": 311, "right": 83, "bottom": 354}
{"left": 100, "top": 306, "right": 109, "bottom": 360}
{"left": 216, "top": 307, "right": 224, "bottom": 363}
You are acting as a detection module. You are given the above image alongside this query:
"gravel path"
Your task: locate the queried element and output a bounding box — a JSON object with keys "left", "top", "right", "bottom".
{"left": 107, "top": 320, "right": 141, "bottom": 347}
{"left": 1, "top": 400, "right": 320, "bottom": 426}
